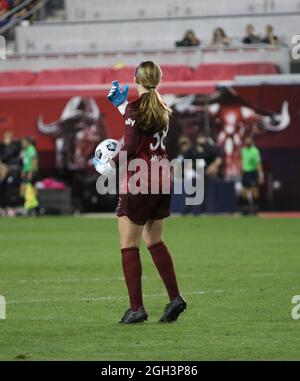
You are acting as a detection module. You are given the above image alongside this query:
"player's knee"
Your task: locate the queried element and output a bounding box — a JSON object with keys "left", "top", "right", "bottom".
{"left": 143, "top": 221, "right": 163, "bottom": 248}
{"left": 143, "top": 233, "right": 151, "bottom": 248}
{"left": 120, "top": 237, "right": 140, "bottom": 250}
{"left": 145, "top": 235, "right": 163, "bottom": 249}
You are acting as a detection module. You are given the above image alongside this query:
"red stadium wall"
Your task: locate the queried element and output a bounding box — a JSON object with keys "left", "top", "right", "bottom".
{"left": 0, "top": 92, "right": 123, "bottom": 171}
{"left": 0, "top": 65, "right": 299, "bottom": 210}
{"left": 0, "top": 83, "right": 299, "bottom": 171}
{"left": 233, "top": 84, "right": 300, "bottom": 210}
{"left": 165, "top": 83, "right": 300, "bottom": 210}
{"left": 234, "top": 84, "right": 300, "bottom": 148}
{"left": 0, "top": 63, "right": 278, "bottom": 87}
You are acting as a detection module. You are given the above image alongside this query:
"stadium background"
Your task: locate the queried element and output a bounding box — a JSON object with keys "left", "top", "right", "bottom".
{"left": 0, "top": 0, "right": 300, "bottom": 362}
{"left": 0, "top": 0, "right": 300, "bottom": 214}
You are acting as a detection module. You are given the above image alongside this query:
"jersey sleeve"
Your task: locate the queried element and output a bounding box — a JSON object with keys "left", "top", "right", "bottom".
{"left": 112, "top": 104, "right": 140, "bottom": 166}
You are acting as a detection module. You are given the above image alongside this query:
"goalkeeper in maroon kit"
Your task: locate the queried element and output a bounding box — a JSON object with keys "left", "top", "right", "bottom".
{"left": 93, "top": 61, "right": 186, "bottom": 324}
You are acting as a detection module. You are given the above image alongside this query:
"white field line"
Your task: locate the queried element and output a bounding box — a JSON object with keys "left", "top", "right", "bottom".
{"left": 0, "top": 272, "right": 288, "bottom": 286}
{"left": 0, "top": 274, "right": 196, "bottom": 285}
{"left": 6, "top": 290, "right": 225, "bottom": 305}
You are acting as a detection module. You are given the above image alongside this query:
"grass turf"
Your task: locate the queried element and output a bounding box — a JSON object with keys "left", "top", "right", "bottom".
{"left": 0, "top": 216, "right": 299, "bottom": 360}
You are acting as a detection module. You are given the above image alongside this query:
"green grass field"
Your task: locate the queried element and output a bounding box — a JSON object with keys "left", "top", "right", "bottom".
{"left": 0, "top": 216, "right": 299, "bottom": 360}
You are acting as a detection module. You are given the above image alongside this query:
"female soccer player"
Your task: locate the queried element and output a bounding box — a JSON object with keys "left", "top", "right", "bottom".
{"left": 94, "top": 61, "right": 186, "bottom": 324}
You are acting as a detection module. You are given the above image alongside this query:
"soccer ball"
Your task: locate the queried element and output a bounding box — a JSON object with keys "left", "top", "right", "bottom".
{"left": 94, "top": 139, "right": 120, "bottom": 163}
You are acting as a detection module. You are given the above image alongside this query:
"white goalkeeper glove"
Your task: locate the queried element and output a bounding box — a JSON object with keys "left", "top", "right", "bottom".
{"left": 93, "top": 158, "right": 116, "bottom": 177}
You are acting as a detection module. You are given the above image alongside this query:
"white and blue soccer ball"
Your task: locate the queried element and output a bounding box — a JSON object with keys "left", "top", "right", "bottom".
{"left": 94, "top": 139, "right": 120, "bottom": 163}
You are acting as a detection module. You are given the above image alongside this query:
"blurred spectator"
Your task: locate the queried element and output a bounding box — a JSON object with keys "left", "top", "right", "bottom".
{"left": 194, "top": 133, "right": 222, "bottom": 177}
{"left": 242, "top": 24, "right": 262, "bottom": 44}
{"left": 174, "top": 135, "right": 192, "bottom": 179}
{"left": 177, "top": 133, "right": 222, "bottom": 176}
{"left": 241, "top": 136, "right": 264, "bottom": 215}
{"left": 13, "top": 0, "right": 26, "bottom": 7}
{"left": 0, "top": 0, "right": 9, "bottom": 17}
{"left": 262, "top": 25, "right": 279, "bottom": 45}
{"left": 0, "top": 131, "right": 22, "bottom": 215}
{"left": 0, "top": 0, "right": 10, "bottom": 27}
{"left": 179, "top": 133, "right": 223, "bottom": 215}
{"left": 176, "top": 30, "right": 200, "bottom": 47}
{"left": 211, "top": 28, "right": 230, "bottom": 47}
{"left": 11, "top": 0, "right": 28, "bottom": 20}
{"left": 20, "top": 136, "right": 38, "bottom": 183}
{"left": 0, "top": 131, "right": 20, "bottom": 167}
{"left": 0, "top": 0, "right": 30, "bottom": 28}
{"left": 177, "top": 135, "right": 192, "bottom": 160}
{"left": 20, "top": 136, "right": 39, "bottom": 215}
{"left": 176, "top": 135, "right": 196, "bottom": 216}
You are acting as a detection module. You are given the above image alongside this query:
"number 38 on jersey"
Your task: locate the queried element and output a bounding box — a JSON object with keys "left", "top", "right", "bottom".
{"left": 150, "top": 130, "right": 168, "bottom": 151}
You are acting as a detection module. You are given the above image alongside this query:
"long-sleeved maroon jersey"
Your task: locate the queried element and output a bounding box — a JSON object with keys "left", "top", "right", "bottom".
{"left": 113, "top": 94, "right": 171, "bottom": 224}
{"left": 112, "top": 94, "right": 170, "bottom": 194}
{"left": 112, "top": 94, "right": 168, "bottom": 166}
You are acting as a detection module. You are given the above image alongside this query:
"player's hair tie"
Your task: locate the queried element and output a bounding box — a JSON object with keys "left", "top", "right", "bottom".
{"left": 149, "top": 86, "right": 156, "bottom": 89}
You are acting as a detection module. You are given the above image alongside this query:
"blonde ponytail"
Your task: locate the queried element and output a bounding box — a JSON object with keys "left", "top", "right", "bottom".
{"left": 134, "top": 61, "right": 172, "bottom": 133}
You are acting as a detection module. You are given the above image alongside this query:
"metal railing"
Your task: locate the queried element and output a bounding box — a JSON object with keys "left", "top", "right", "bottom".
{"left": 0, "top": 43, "right": 290, "bottom": 74}
{"left": 5, "top": 42, "right": 289, "bottom": 57}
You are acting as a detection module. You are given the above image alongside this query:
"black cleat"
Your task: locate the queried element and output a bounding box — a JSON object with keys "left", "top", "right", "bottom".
{"left": 119, "top": 307, "right": 148, "bottom": 324}
{"left": 159, "top": 295, "right": 187, "bottom": 323}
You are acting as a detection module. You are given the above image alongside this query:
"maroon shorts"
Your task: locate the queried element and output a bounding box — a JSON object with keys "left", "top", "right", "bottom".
{"left": 116, "top": 193, "right": 171, "bottom": 225}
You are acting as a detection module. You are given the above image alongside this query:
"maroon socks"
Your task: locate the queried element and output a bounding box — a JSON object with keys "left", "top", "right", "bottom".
{"left": 121, "top": 247, "right": 143, "bottom": 311}
{"left": 148, "top": 241, "right": 180, "bottom": 301}
{"left": 121, "top": 242, "right": 180, "bottom": 311}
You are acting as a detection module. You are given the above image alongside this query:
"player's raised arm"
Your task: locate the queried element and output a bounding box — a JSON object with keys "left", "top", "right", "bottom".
{"left": 93, "top": 81, "right": 131, "bottom": 176}
{"left": 107, "top": 80, "right": 129, "bottom": 115}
